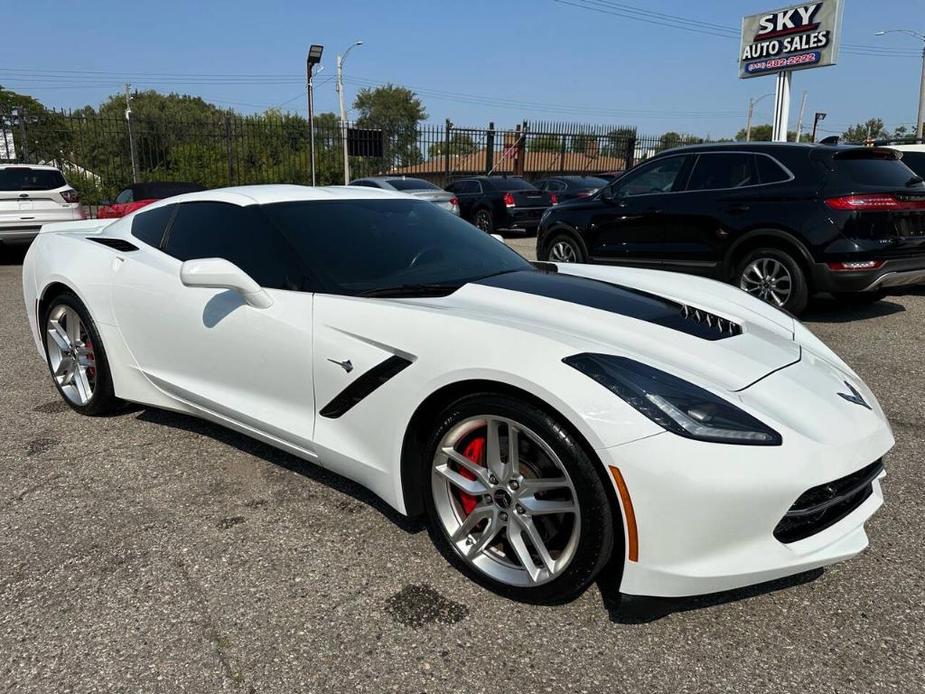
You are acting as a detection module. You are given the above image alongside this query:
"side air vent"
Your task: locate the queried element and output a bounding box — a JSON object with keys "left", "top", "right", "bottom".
{"left": 680, "top": 304, "right": 742, "bottom": 338}
{"left": 90, "top": 237, "right": 139, "bottom": 252}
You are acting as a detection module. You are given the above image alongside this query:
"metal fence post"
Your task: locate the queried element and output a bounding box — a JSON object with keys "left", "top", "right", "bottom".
{"left": 559, "top": 133, "right": 567, "bottom": 172}
{"left": 224, "top": 114, "right": 234, "bottom": 185}
{"left": 444, "top": 118, "right": 452, "bottom": 186}
{"left": 514, "top": 121, "right": 527, "bottom": 178}
{"left": 624, "top": 135, "right": 636, "bottom": 171}
{"left": 485, "top": 122, "right": 495, "bottom": 174}
{"left": 16, "top": 108, "right": 29, "bottom": 163}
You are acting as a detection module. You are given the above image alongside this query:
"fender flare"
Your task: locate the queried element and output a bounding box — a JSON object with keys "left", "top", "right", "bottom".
{"left": 723, "top": 229, "right": 815, "bottom": 279}
{"left": 540, "top": 224, "right": 590, "bottom": 261}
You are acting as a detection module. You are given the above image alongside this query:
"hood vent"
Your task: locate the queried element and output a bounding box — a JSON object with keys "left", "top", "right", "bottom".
{"left": 680, "top": 304, "right": 741, "bottom": 337}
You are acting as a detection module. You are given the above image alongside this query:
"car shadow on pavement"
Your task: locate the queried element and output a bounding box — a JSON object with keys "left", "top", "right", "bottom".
{"left": 597, "top": 568, "right": 824, "bottom": 624}
{"left": 134, "top": 407, "right": 425, "bottom": 535}
{"left": 802, "top": 296, "right": 905, "bottom": 323}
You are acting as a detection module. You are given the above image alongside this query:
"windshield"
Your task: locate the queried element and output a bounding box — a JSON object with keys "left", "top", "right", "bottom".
{"left": 261, "top": 199, "right": 532, "bottom": 295}
{"left": 898, "top": 151, "right": 925, "bottom": 179}
{"left": 0, "top": 167, "right": 66, "bottom": 191}
{"left": 386, "top": 178, "right": 440, "bottom": 191}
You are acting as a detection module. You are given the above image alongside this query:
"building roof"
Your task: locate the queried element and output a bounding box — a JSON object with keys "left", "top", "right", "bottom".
{"left": 390, "top": 148, "right": 628, "bottom": 176}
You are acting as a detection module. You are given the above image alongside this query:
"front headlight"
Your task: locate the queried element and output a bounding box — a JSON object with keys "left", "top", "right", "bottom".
{"left": 564, "top": 353, "right": 782, "bottom": 446}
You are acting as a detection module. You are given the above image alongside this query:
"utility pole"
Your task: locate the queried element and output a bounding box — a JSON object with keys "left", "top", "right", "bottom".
{"left": 795, "top": 91, "right": 807, "bottom": 143}
{"left": 811, "top": 112, "right": 827, "bottom": 143}
{"left": 124, "top": 83, "right": 138, "bottom": 183}
{"left": 875, "top": 30, "right": 925, "bottom": 142}
{"left": 336, "top": 41, "right": 363, "bottom": 185}
{"left": 746, "top": 98, "right": 754, "bottom": 142}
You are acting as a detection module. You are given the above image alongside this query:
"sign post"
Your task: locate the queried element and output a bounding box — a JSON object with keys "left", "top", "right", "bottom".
{"left": 739, "top": 1, "right": 843, "bottom": 142}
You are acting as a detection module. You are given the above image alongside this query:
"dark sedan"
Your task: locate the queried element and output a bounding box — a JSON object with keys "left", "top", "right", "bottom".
{"left": 446, "top": 176, "right": 552, "bottom": 234}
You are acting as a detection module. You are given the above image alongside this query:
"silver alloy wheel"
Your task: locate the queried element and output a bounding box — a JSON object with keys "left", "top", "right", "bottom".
{"left": 739, "top": 257, "right": 793, "bottom": 307}
{"left": 431, "top": 416, "right": 581, "bottom": 587}
{"left": 45, "top": 305, "right": 96, "bottom": 405}
{"left": 549, "top": 240, "right": 578, "bottom": 263}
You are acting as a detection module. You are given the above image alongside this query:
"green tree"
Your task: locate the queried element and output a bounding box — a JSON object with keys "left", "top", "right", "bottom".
{"left": 733, "top": 124, "right": 811, "bottom": 142}
{"left": 429, "top": 131, "right": 478, "bottom": 157}
{"left": 602, "top": 127, "right": 637, "bottom": 156}
{"left": 842, "top": 118, "right": 888, "bottom": 143}
{"left": 0, "top": 85, "right": 72, "bottom": 165}
{"left": 353, "top": 84, "right": 427, "bottom": 169}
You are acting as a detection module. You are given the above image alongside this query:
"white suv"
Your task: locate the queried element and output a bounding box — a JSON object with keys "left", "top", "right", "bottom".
{"left": 0, "top": 165, "right": 83, "bottom": 244}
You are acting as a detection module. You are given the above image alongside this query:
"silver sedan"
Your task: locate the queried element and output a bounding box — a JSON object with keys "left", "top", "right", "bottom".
{"left": 349, "top": 176, "right": 459, "bottom": 215}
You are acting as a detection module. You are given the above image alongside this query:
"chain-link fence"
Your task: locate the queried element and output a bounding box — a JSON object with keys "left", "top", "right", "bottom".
{"left": 0, "top": 107, "right": 706, "bottom": 204}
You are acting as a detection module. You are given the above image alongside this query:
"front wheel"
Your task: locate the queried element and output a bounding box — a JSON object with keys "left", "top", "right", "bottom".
{"left": 423, "top": 393, "right": 616, "bottom": 603}
{"left": 735, "top": 248, "right": 808, "bottom": 315}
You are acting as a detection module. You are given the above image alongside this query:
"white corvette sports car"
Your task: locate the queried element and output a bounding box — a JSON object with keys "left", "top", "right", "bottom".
{"left": 22, "top": 185, "right": 893, "bottom": 603}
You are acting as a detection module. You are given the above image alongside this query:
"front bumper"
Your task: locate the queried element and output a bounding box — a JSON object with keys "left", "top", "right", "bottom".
{"left": 597, "top": 354, "right": 893, "bottom": 598}
{"left": 812, "top": 255, "right": 925, "bottom": 293}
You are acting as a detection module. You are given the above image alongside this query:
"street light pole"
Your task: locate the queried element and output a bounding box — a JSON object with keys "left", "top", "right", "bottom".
{"left": 745, "top": 93, "right": 774, "bottom": 141}
{"left": 336, "top": 41, "right": 363, "bottom": 185}
{"left": 306, "top": 44, "right": 324, "bottom": 186}
{"left": 875, "top": 29, "right": 925, "bottom": 142}
{"left": 124, "top": 83, "right": 138, "bottom": 183}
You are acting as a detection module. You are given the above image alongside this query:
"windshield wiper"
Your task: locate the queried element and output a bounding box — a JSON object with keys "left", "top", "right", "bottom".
{"left": 358, "top": 283, "right": 461, "bottom": 298}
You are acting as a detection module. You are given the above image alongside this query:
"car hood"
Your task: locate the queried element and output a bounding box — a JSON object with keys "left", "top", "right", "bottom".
{"left": 407, "top": 265, "right": 799, "bottom": 392}
{"left": 404, "top": 190, "right": 455, "bottom": 203}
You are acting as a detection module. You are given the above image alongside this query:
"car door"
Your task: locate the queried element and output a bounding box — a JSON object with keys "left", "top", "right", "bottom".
{"left": 657, "top": 152, "right": 761, "bottom": 274}
{"left": 588, "top": 154, "right": 692, "bottom": 263}
{"left": 110, "top": 200, "right": 319, "bottom": 450}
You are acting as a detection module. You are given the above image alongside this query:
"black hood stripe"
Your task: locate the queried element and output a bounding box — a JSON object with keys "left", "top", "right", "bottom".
{"left": 473, "top": 270, "right": 740, "bottom": 341}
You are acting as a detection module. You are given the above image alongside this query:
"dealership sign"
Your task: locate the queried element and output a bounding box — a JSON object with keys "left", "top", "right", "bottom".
{"left": 739, "top": 1, "right": 843, "bottom": 79}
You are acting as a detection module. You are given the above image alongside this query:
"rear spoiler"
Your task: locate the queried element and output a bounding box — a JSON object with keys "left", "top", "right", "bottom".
{"left": 39, "top": 219, "right": 115, "bottom": 235}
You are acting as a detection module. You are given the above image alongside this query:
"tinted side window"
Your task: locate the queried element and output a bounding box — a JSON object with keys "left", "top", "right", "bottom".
{"left": 131, "top": 204, "right": 175, "bottom": 247}
{"left": 686, "top": 153, "right": 756, "bottom": 191}
{"left": 455, "top": 181, "right": 478, "bottom": 195}
{"left": 164, "top": 202, "right": 299, "bottom": 290}
{"left": 616, "top": 156, "right": 688, "bottom": 197}
{"left": 756, "top": 155, "right": 791, "bottom": 184}
{"left": 899, "top": 151, "right": 925, "bottom": 178}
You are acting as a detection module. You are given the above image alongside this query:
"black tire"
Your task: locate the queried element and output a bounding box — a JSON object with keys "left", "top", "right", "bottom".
{"left": 734, "top": 247, "right": 809, "bottom": 315}
{"left": 545, "top": 233, "right": 585, "bottom": 264}
{"left": 474, "top": 208, "right": 495, "bottom": 234}
{"left": 42, "top": 291, "right": 121, "bottom": 416}
{"left": 422, "top": 393, "right": 617, "bottom": 604}
{"left": 832, "top": 290, "right": 885, "bottom": 306}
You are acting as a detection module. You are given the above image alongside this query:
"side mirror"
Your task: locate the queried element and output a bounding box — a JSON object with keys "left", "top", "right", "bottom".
{"left": 491, "top": 233, "right": 505, "bottom": 243}
{"left": 180, "top": 257, "right": 273, "bottom": 309}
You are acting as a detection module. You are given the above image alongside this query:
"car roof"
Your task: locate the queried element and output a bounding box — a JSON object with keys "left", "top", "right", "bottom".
{"left": 654, "top": 142, "right": 863, "bottom": 157}
{"left": 0, "top": 163, "right": 62, "bottom": 171}
{"left": 140, "top": 184, "right": 411, "bottom": 210}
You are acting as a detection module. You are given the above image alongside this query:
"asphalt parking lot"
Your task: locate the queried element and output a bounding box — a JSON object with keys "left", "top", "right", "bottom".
{"left": 1, "top": 241, "right": 923, "bottom": 694}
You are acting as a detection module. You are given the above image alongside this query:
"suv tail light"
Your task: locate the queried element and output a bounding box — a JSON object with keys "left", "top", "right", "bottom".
{"left": 503, "top": 192, "right": 515, "bottom": 208}
{"left": 61, "top": 189, "right": 80, "bottom": 204}
{"left": 826, "top": 260, "right": 885, "bottom": 272}
{"left": 550, "top": 193, "right": 559, "bottom": 205}
{"left": 825, "top": 194, "right": 925, "bottom": 211}
{"left": 449, "top": 196, "right": 459, "bottom": 207}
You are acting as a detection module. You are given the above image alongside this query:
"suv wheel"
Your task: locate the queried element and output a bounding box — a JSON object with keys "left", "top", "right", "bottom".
{"left": 547, "top": 234, "right": 585, "bottom": 264}
{"left": 735, "top": 248, "right": 808, "bottom": 315}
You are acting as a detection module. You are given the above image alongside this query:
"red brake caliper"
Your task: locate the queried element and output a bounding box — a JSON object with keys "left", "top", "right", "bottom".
{"left": 457, "top": 436, "right": 486, "bottom": 516}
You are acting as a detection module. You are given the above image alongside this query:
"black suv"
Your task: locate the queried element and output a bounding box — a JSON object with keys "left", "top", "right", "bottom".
{"left": 536, "top": 143, "right": 925, "bottom": 314}
{"left": 446, "top": 176, "right": 552, "bottom": 234}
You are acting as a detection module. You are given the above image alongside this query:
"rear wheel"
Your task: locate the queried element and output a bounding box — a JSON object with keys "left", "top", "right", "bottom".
{"left": 474, "top": 208, "right": 495, "bottom": 233}
{"left": 736, "top": 248, "right": 808, "bottom": 315}
{"left": 43, "top": 292, "right": 121, "bottom": 416}
{"left": 547, "top": 234, "right": 585, "bottom": 264}
{"left": 423, "top": 393, "right": 616, "bottom": 603}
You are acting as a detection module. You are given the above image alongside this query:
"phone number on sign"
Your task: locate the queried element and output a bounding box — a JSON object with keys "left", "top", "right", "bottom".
{"left": 746, "top": 51, "right": 821, "bottom": 74}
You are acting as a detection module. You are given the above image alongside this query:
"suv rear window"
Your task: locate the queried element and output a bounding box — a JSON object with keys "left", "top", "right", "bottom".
{"left": 832, "top": 150, "right": 922, "bottom": 188}
{"left": 0, "top": 167, "right": 67, "bottom": 191}
{"left": 898, "top": 151, "right": 925, "bottom": 178}
{"left": 386, "top": 178, "right": 439, "bottom": 191}
{"left": 486, "top": 178, "right": 536, "bottom": 191}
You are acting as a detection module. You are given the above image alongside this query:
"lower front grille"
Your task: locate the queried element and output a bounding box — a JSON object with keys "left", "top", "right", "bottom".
{"left": 774, "top": 460, "right": 884, "bottom": 544}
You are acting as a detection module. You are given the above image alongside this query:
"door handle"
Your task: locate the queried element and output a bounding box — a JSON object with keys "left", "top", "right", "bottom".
{"left": 726, "top": 204, "right": 750, "bottom": 214}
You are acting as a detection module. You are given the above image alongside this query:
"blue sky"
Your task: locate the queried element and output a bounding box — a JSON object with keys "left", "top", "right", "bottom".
{"left": 1, "top": 0, "right": 922, "bottom": 138}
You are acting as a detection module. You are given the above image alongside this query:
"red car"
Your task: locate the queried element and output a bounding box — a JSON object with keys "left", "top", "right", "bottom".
{"left": 97, "top": 182, "right": 206, "bottom": 219}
